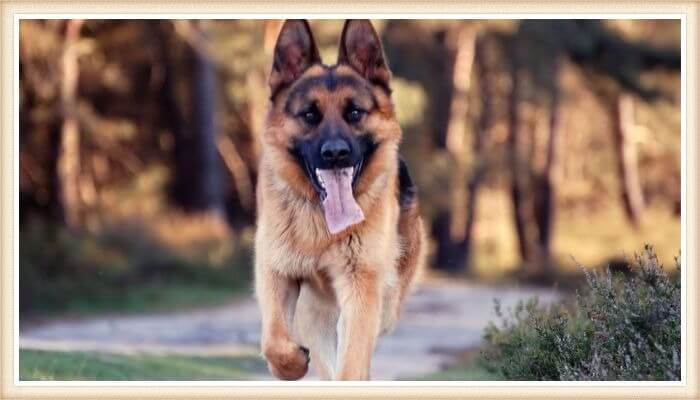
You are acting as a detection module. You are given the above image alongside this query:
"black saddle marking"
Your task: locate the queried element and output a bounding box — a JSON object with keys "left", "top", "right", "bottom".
{"left": 398, "top": 157, "right": 417, "bottom": 209}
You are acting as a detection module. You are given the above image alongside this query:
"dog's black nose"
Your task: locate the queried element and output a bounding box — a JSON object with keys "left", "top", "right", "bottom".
{"left": 320, "top": 139, "right": 350, "bottom": 163}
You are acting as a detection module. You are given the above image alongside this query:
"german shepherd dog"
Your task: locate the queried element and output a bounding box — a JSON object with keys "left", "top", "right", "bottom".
{"left": 255, "top": 19, "right": 426, "bottom": 380}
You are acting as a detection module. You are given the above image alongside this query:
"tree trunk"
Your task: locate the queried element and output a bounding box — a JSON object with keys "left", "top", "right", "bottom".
{"left": 56, "top": 19, "right": 84, "bottom": 229}
{"left": 611, "top": 93, "right": 645, "bottom": 227}
{"left": 243, "top": 19, "right": 283, "bottom": 164}
{"left": 507, "top": 45, "right": 535, "bottom": 265}
{"left": 191, "top": 23, "right": 223, "bottom": 212}
{"left": 169, "top": 21, "right": 223, "bottom": 214}
{"left": 461, "top": 37, "right": 492, "bottom": 270}
{"left": 217, "top": 134, "right": 254, "bottom": 212}
{"left": 152, "top": 22, "right": 187, "bottom": 207}
{"left": 533, "top": 58, "right": 563, "bottom": 265}
{"left": 507, "top": 43, "right": 530, "bottom": 260}
{"left": 432, "top": 25, "right": 476, "bottom": 273}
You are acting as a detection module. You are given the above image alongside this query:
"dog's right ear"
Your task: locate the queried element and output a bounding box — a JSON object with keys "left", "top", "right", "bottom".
{"left": 269, "top": 20, "right": 321, "bottom": 98}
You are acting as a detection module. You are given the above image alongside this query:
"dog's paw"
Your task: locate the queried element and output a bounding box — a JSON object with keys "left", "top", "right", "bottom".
{"left": 263, "top": 340, "right": 310, "bottom": 380}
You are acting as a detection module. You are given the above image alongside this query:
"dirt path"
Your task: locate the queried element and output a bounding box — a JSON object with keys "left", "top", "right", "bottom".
{"left": 20, "top": 278, "right": 559, "bottom": 380}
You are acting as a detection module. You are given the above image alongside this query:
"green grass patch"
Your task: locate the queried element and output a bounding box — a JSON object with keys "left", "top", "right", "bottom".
{"left": 50, "top": 282, "right": 242, "bottom": 316}
{"left": 20, "top": 350, "right": 267, "bottom": 381}
{"left": 413, "top": 364, "right": 502, "bottom": 381}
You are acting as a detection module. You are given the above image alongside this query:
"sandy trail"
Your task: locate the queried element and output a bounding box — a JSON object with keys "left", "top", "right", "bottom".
{"left": 20, "top": 278, "right": 559, "bottom": 380}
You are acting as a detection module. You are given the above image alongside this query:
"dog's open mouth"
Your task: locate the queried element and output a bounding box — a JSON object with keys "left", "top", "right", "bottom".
{"left": 313, "top": 166, "right": 365, "bottom": 234}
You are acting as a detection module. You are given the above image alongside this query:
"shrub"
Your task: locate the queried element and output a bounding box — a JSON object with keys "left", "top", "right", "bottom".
{"left": 482, "top": 245, "right": 681, "bottom": 380}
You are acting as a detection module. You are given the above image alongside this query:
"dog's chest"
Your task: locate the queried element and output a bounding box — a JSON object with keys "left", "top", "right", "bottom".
{"left": 317, "top": 233, "right": 364, "bottom": 271}
{"left": 287, "top": 232, "right": 366, "bottom": 277}
{"left": 265, "top": 188, "right": 399, "bottom": 278}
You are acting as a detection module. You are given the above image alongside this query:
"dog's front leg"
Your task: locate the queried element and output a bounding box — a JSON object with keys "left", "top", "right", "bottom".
{"left": 256, "top": 266, "right": 309, "bottom": 380}
{"left": 334, "top": 268, "right": 382, "bottom": 380}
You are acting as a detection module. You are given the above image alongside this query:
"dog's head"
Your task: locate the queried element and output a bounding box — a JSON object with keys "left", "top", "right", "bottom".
{"left": 265, "top": 20, "right": 401, "bottom": 234}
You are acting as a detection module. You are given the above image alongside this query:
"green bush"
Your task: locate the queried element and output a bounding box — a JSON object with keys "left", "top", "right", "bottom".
{"left": 482, "top": 245, "right": 681, "bottom": 380}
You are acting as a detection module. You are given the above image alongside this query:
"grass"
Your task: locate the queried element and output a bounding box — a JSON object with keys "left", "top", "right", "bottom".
{"left": 19, "top": 350, "right": 267, "bottom": 381}
{"left": 44, "top": 282, "right": 243, "bottom": 317}
{"left": 20, "top": 219, "right": 253, "bottom": 317}
{"left": 414, "top": 364, "right": 501, "bottom": 381}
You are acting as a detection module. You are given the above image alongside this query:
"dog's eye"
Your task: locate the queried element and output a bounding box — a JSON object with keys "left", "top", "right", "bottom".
{"left": 345, "top": 108, "right": 365, "bottom": 124}
{"left": 302, "top": 109, "right": 322, "bottom": 126}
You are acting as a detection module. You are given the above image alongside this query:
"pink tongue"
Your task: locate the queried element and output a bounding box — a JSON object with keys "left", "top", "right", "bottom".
{"left": 318, "top": 167, "right": 365, "bottom": 234}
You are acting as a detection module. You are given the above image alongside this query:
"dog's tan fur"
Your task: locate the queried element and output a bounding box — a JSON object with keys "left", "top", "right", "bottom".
{"left": 255, "top": 19, "right": 426, "bottom": 380}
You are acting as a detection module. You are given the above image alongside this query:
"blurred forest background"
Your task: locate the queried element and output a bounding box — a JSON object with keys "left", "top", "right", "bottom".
{"left": 19, "top": 19, "right": 681, "bottom": 316}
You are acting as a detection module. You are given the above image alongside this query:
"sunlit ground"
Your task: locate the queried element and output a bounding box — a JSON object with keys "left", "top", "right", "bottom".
{"left": 466, "top": 189, "right": 680, "bottom": 280}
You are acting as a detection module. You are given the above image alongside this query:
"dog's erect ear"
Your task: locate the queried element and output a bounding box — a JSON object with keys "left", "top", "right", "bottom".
{"left": 269, "top": 20, "right": 321, "bottom": 97}
{"left": 337, "top": 20, "right": 391, "bottom": 88}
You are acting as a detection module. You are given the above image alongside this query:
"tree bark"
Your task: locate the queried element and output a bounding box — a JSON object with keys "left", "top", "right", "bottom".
{"left": 217, "top": 134, "right": 254, "bottom": 212}
{"left": 432, "top": 25, "right": 476, "bottom": 273}
{"left": 507, "top": 43, "right": 530, "bottom": 260}
{"left": 169, "top": 21, "right": 224, "bottom": 214}
{"left": 533, "top": 58, "right": 563, "bottom": 264}
{"left": 611, "top": 93, "right": 645, "bottom": 227}
{"left": 445, "top": 26, "right": 476, "bottom": 243}
{"left": 56, "top": 19, "right": 84, "bottom": 229}
{"left": 461, "top": 37, "right": 492, "bottom": 270}
{"left": 191, "top": 22, "right": 223, "bottom": 213}
{"left": 507, "top": 44, "right": 535, "bottom": 264}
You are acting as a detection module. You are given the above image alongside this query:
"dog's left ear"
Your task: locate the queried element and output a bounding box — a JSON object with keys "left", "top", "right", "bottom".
{"left": 269, "top": 20, "right": 321, "bottom": 97}
{"left": 337, "top": 20, "right": 391, "bottom": 88}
